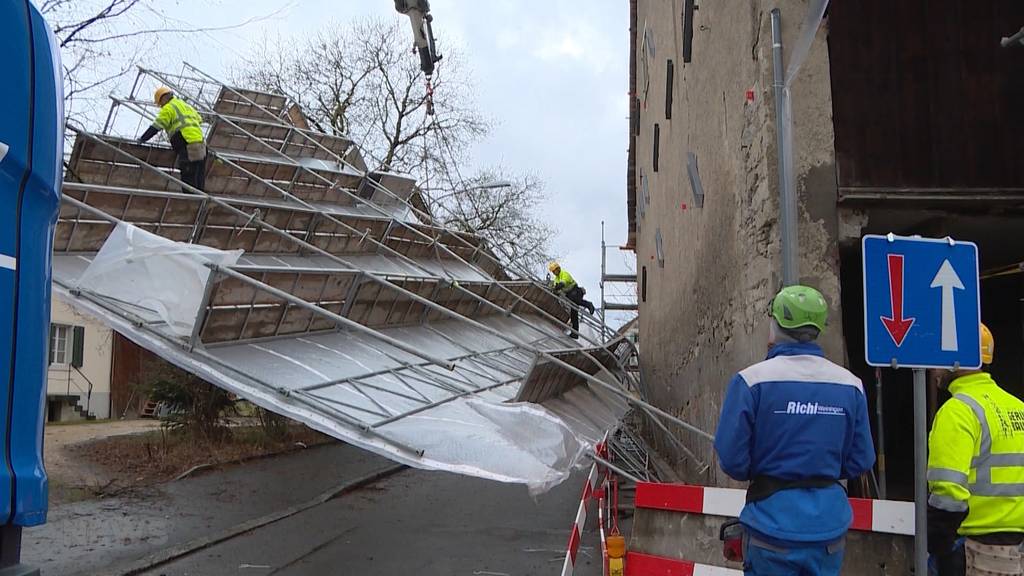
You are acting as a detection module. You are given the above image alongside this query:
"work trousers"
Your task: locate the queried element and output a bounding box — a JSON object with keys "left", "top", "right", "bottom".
{"left": 743, "top": 534, "right": 845, "bottom": 576}
{"left": 563, "top": 286, "right": 594, "bottom": 337}
{"left": 178, "top": 152, "right": 207, "bottom": 192}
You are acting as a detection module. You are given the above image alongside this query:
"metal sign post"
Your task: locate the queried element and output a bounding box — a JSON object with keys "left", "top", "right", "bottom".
{"left": 862, "top": 234, "right": 981, "bottom": 576}
{"left": 912, "top": 367, "right": 928, "bottom": 575}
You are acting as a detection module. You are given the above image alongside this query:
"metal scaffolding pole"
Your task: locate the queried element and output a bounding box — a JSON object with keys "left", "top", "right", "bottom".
{"left": 71, "top": 88, "right": 707, "bottom": 441}
{"left": 162, "top": 64, "right": 617, "bottom": 341}
{"left": 112, "top": 93, "right": 609, "bottom": 351}
{"left": 51, "top": 276, "right": 424, "bottom": 459}
{"left": 105, "top": 92, "right": 646, "bottom": 403}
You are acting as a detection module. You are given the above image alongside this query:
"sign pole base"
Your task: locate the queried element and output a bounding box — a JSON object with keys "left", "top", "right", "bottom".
{"left": 913, "top": 368, "right": 929, "bottom": 576}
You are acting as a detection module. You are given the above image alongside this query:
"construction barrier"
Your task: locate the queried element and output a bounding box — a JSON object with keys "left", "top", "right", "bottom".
{"left": 562, "top": 476, "right": 915, "bottom": 575}
{"left": 624, "top": 552, "right": 742, "bottom": 576}
{"left": 561, "top": 462, "right": 604, "bottom": 576}
{"left": 633, "top": 482, "right": 915, "bottom": 536}
{"left": 560, "top": 435, "right": 914, "bottom": 575}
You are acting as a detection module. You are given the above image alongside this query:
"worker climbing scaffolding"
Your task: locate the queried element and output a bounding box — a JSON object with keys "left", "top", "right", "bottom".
{"left": 548, "top": 261, "right": 596, "bottom": 339}
{"left": 137, "top": 87, "right": 207, "bottom": 192}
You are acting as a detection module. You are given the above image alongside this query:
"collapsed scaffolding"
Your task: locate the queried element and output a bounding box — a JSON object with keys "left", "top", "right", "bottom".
{"left": 55, "top": 64, "right": 711, "bottom": 491}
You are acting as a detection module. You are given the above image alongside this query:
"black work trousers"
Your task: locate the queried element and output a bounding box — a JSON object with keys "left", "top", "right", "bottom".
{"left": 564, "top": 286, "right": 594, "bottom": 338}
{"left": 178, "top": 153, "right": 207, "bottom": 192}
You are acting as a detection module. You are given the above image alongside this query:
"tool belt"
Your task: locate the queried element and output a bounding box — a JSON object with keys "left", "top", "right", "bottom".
{"left": 186, "top": 141, "right": 207, "bottom": 162}
{"left": 745, "top": 475, "right": 842, "bottom": 504}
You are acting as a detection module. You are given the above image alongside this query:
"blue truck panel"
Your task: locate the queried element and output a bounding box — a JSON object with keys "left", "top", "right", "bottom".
{"left": 0, "top": 0, "right": 63, "bottom": 527}
{"left": 0, "top": 0, "right": 36, "bottom": 526}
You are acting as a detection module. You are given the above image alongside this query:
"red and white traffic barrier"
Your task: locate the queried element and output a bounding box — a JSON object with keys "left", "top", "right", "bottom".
{"left": 561, "top": 463, "right": 604, "bottom": 576}
{"left": 598, "top": 489, "right": 608, "bottom": 576}
{"left": 625, "top": 552, "right": 742, "bottom": 576}
{"left": 633, "top": 482, "right": 915, "bottom": 536}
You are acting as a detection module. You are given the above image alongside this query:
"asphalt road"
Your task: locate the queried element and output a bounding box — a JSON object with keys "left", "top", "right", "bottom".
{"left": 26, "top": 443, "right": 405, "bottom": 575}
{"left": 138, "top": 463, "right": 599, "bottom": 576}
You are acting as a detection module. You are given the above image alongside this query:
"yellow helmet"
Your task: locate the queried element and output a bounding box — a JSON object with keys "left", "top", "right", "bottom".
{"left": 154, "top": 86, "right": 173, "bottom": 105}
{"left": 981, "top": 323, "right": 994, "bottom": 365}
{"left": 548, "top": 261, "right": 560, "bottom": 274}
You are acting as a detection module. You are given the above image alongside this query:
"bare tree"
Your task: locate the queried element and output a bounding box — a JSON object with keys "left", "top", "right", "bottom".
{"left": 234, "top": 17, "right": 554, "bottom": 273}
{"left": 429, "top": 169, "right": 557, "bottom": 277}
{"left": 40, "top": 0, "right": 282, "bottom": 126}
{"left": 235, "top": 17, "right": 487, "bottom": 177}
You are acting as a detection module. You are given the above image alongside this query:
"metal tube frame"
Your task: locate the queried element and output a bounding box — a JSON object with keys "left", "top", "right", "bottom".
{"left": 112, "top": 94, "right": 607, "bottom": 355}
{"left": 160, "top": 64, "right": 618, "bottom": 343}
{"left": 103, "top": 94, "right": 646, "bottom": 397}
{"left": 68, "top": 82, "right": 712, "bottom": 447}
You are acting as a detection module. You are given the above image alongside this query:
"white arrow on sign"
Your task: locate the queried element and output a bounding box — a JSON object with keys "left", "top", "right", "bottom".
{"left": 0, "top": 254, "right": 15, "bottom": 271}
{"left": 930, "top": 259, "right": 965, "bottom": 352}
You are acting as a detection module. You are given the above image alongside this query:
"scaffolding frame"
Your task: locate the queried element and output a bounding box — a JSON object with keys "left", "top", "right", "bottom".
{"left": 139, "top": 64, "right": 617, "bottom": 341}
{"left": 59, "top": 67, "right": 716, "bottom": 464}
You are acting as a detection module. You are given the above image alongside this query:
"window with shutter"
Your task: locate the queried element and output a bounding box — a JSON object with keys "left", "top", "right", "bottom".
{"left": 49, "top": 324, "right": 70, "bottom": 365}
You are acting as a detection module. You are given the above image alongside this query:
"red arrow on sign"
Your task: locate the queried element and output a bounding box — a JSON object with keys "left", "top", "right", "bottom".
{"left": 881, "top": 254, "right": 915, "bottom": 347}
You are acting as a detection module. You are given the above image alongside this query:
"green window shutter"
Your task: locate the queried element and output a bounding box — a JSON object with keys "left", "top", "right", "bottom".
{"left": 71, "top": 326, "right": 85, "bottom": 368}
{"left": 48, "top": 325, "right": 56, "bottom": 365}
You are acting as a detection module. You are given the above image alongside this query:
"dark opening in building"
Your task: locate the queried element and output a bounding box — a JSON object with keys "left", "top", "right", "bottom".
{"left": 642, "top": 265, "right": 648, "bottom": 302}
{"left": 665, "top": 60, "right": 674, "bottom": 119}
{"left": 653, "top": 123, "right": 660, "bottom": 172}
{"left": 829, "top": 0, "right": 1024, "bottom": 501}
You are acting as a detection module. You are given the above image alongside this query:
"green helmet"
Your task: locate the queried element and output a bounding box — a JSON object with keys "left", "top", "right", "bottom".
{"left": 771, "top": 285, "right": 828, "bottom": 332}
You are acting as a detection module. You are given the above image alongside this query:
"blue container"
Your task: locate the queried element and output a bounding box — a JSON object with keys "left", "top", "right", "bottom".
{"left": 0, "top": 0, "right": 63, "bottom": 527}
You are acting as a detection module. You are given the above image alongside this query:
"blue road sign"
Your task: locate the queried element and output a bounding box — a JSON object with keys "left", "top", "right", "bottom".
{"left": 863, "top": 234, "right": 981, "bottom": 370}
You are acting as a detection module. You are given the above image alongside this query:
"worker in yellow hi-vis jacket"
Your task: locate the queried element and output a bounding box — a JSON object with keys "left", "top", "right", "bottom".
{"left": 927, "top": 323, "right": 1024, "bottom": 576}
{"left": 138, "top": 86, "right": 207, "bottom": 192}
{"left": 547, "top": 261, "right": 595, "bottom": 339}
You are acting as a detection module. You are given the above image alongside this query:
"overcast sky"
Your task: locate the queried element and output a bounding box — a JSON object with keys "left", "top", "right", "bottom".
{"left": 69, "top": 0, "right": 637, "bottom": 319}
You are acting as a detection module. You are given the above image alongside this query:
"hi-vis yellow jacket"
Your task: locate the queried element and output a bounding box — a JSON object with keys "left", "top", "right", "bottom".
{"left": 152, "top": 97, "right": 204, "bottom": 144}
{"left": 550, "top": 269, "right": 577, "bottom": 294}
{"left": 927, "top": 372, "right": 1024, "bottom": 535}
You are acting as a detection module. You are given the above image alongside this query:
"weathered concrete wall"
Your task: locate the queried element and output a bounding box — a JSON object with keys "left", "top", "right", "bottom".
{"left": 634, "top": 0, "right": 843, "bottom": 483}
{"left": 630, "top": 1, "right": 907, "bottom": 572}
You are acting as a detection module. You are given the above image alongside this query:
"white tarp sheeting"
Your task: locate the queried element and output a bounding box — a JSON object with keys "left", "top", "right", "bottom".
{"left": 54, "top": 225, "right": 627, "bottom": 493}
{"left": 76, "top": 223, "right": 242, "bottom": 336}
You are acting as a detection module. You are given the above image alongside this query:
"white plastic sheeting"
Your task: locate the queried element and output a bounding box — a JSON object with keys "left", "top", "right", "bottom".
{"left": 75, "top": 223, "right": 242, "bottom": 336}
{"left": 54, "top": 242, "right": 627, "bottom": 492}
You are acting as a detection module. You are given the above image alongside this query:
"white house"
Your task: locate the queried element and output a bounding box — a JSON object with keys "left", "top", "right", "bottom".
{"left": 46, "top": 298, "right": 113, "bottom": 421}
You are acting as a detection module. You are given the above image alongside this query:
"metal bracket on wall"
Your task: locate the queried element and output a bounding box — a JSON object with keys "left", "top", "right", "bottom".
{"left": 655, "top": 228, "right": 665, "bottom": 268}
{"left": 640, "top": 170, "right": 649, "bottom": 218}
{"left": 687, "top": 152, "right": 705, "bottom": 208}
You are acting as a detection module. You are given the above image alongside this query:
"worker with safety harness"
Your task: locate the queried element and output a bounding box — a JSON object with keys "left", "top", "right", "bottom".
{"left": 547, "top": 261, "right": 595, "bottom": 339}
{"left": 714, "top": 285, "right": 875, "bottom": 575}
{"left": 137, "top": 86, "right": 207, "bottom": 192}
{"left": 927, "top": 323, "right": 1024, "bottom": 576}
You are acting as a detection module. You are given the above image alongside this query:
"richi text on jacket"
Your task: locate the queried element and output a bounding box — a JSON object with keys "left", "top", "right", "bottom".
{"left": 714, "top": 342, "right": 876, "bottom": 544}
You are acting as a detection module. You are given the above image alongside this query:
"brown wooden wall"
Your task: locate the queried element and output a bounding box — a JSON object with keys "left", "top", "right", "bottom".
{"left": 828, "top": 0, "right": 1024, "bottom": 191}
{"left": 111, "top": 333, "right": 146, "bottom": 418}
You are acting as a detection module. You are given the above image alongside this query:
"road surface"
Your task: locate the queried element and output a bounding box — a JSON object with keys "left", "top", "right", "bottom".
{"left": 25, "top": 441, "right": 600, "bottom": 575}
{"left": 139, "top": 465, "right": 597, "bottom": 575}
